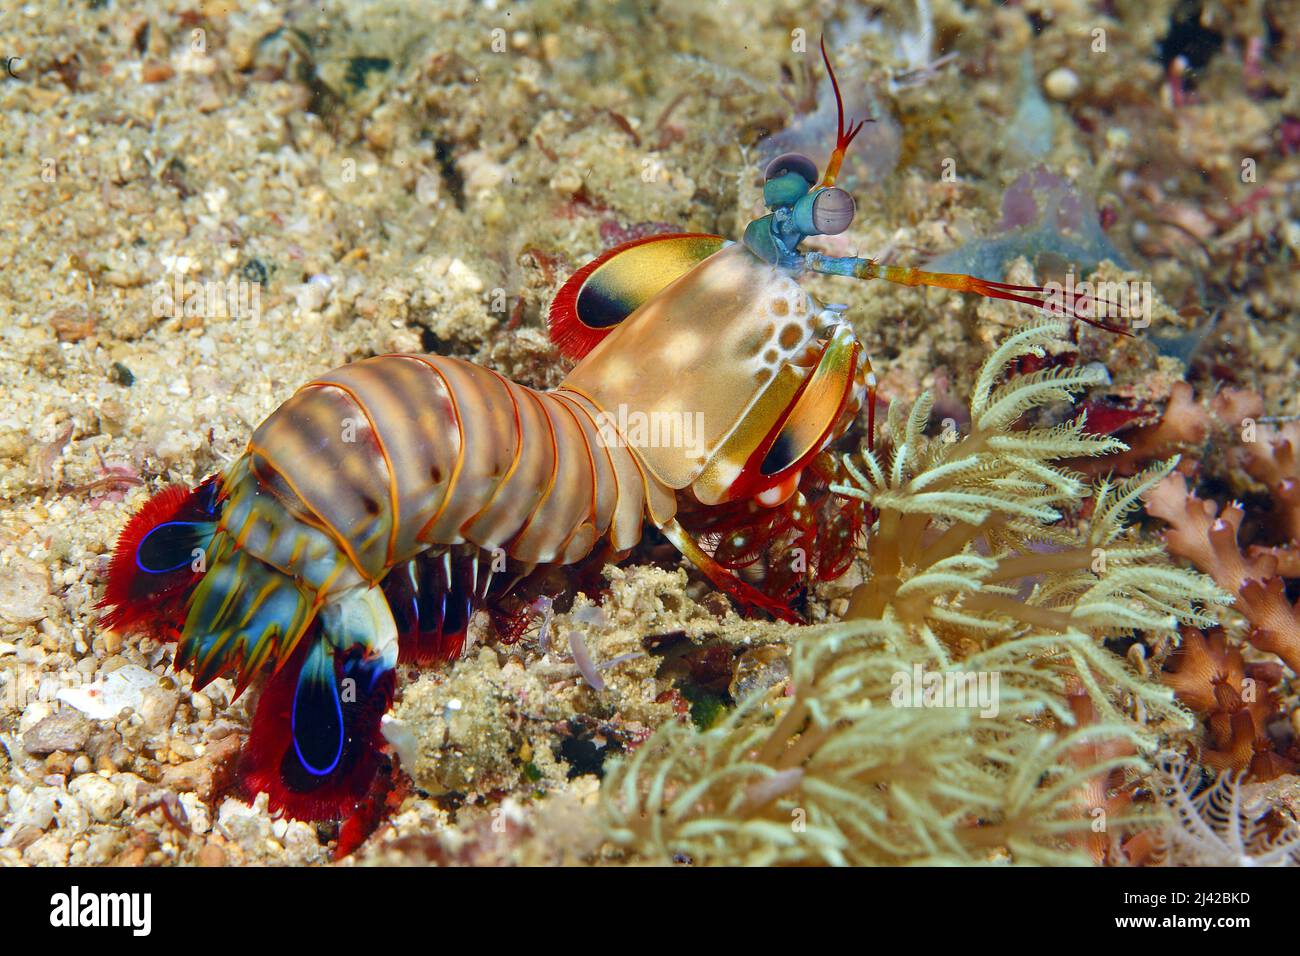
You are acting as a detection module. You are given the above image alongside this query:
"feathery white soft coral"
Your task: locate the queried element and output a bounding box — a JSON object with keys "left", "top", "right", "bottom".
{"left": 1153, "top": 754, "right": 1300, "bottom": 866}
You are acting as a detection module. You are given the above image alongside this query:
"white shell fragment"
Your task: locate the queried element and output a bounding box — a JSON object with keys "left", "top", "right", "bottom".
{"left": 56, "top": 664, "right": 160, "bottom": 720}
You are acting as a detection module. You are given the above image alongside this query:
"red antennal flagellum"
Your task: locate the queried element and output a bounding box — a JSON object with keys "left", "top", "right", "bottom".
{"left": 819, "top": 36, "right": 871, "bottom": 188}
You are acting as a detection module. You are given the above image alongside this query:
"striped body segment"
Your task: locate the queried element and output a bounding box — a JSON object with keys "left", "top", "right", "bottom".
{"left": 274, "top": 355, "right": 668, "bottom": 567}
{"left": 161, "top": 352, "right": 685, "bottom": 825}
{"left": 194, "top": 353, "right": 675, "bottom": 685}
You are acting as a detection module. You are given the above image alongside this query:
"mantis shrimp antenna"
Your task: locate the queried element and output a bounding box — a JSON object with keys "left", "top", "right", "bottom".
{"left": 817, "top": 36, "right": 871, "bottom": 189}
{"left": 805, "top": 252, "right": 1134, "bottom": 336}
{"left": 861, "top": 261, "right": 1134, "bottom": 335}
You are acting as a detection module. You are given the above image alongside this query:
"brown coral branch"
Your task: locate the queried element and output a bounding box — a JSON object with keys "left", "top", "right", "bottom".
{"left": 1145, "top": 476, "right": 1273, "bottom": 585}
{"left": 1072, "top": 382, "right": 1210, "bottom": 477}
{"left": 1073, "top": 384, "right": 1268, "bottom": 481}
{"left": 1163, "top": 627, "right": 1293, "bottom": 779}
{"left": 1146, "top": 472, "right": 1300, "bottom": 674}
{"left": 1241, "top": 421, "right": 1300, "bottom": 545}
{"left": 1063, "top": 689, "right": 1142, "bottom": 865}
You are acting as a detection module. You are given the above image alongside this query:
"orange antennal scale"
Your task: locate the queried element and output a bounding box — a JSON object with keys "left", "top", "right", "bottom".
{"left": 818, "top": 36, "right": 871, "bottom": 188}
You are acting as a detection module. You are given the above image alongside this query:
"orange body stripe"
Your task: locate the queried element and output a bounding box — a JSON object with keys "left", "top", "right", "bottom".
{"left": 300, "top": 380, "right": 401, "bottom": 567}
{"left": 547, "top": 396, "right": 600, "bottom": 556}
{"left": 504, "top": 389, "right": 562, "bottom": 557}
{"left": 248, "top": 441, "right": 375, "bottom": 585}
{"left": 410, "top": 357, "right": 468, "bottom": 543}
{"left": 455, "top": 365, "right": 526, "bottom": 536}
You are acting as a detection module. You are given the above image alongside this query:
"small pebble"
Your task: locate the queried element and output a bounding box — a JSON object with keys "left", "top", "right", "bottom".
{"left": 44, "top": 751, "right": 74, "bottom": 776}
{"left": 108, "top": 362, "right": 135, "bottom": 386}
{"left": 139, "top": 686, "right": 179, "bottom": 735}
{"left": 416, "top": 172, "right": 440, "bottom": 206}
{"left": 24, "top": 833, "right": 69, "bottom": 866}
{"left": 7, "top": 825, "right": 44, "bottom": 852}
{"left": 141, "top": 61, "right": 174, "bottom": 83}
{"left": 0, "top": 564, "right": 51, "bottom": 625}
{"left": 69, "top": 774, "right": 125, "bottom": 823}
{"left": 58, "top": 663, "right": 159, "bottom": 720}
{"left": 197, "top": 841, "right": 226, "bottom": 867}
{"left": 23, "top": 711, "right": 91, "bottom": 756}
{"left": 1043, "top": 67, "right": 1080, "bottom": 101}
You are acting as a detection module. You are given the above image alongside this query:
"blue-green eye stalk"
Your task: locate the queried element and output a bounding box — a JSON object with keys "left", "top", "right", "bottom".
{"left": 794, "top": 186, "right": 856, "bottom": 236}
{"left": 763, "top": 151, "right": 818, "bottom": 206}
{"left": 747, "top": 177, "right": 858, "bottom": 268}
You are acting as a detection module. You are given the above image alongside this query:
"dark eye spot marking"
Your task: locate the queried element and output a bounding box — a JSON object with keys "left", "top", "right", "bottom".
{"left": 577, "top": 281, "right": 634, "bottom": 330}
{"left": 761, "top": 432, "right": 796, "bottom": 476}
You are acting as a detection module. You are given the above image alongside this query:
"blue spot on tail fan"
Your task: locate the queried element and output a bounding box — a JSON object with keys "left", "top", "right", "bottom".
{"left": 291, "top": 640, "right": 345, "bottom": 777}
{"left": 134, "top": 521, "right": 215, "bottom": 574}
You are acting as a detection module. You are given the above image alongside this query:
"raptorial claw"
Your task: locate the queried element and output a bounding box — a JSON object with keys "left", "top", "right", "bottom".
{"left": 660, "top": 518, "right": 803, "bottom": 624}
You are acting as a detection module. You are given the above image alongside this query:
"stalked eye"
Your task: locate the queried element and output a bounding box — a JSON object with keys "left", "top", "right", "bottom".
{"left": 810, "top": 187, "right": 855, "bottom": 234}
{"left": 763, "top": 152, "right": 819, "bottom": 185}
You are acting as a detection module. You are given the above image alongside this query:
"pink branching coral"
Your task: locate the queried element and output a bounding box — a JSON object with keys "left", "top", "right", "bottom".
{"left": 1145, "top": 471, "right": 1300, "bottom": 676}
{"left": 1239, "top": 421, "right": 1300, "bottom": 571}
{"left": 1125, "top": 388, "right": 1300, "bottom": 783}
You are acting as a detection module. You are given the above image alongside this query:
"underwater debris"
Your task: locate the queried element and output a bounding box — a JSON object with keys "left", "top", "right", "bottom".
{"left": 925, "top": 168, "right": 1126, "bottom": 286}
{"left": 600, "top": 321, "right": 1226, "bottom": 865}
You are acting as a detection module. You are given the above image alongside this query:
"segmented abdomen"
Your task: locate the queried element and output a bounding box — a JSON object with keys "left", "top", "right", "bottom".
{"left": 228, "top": 353, "right": 671, "bottom": 594}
